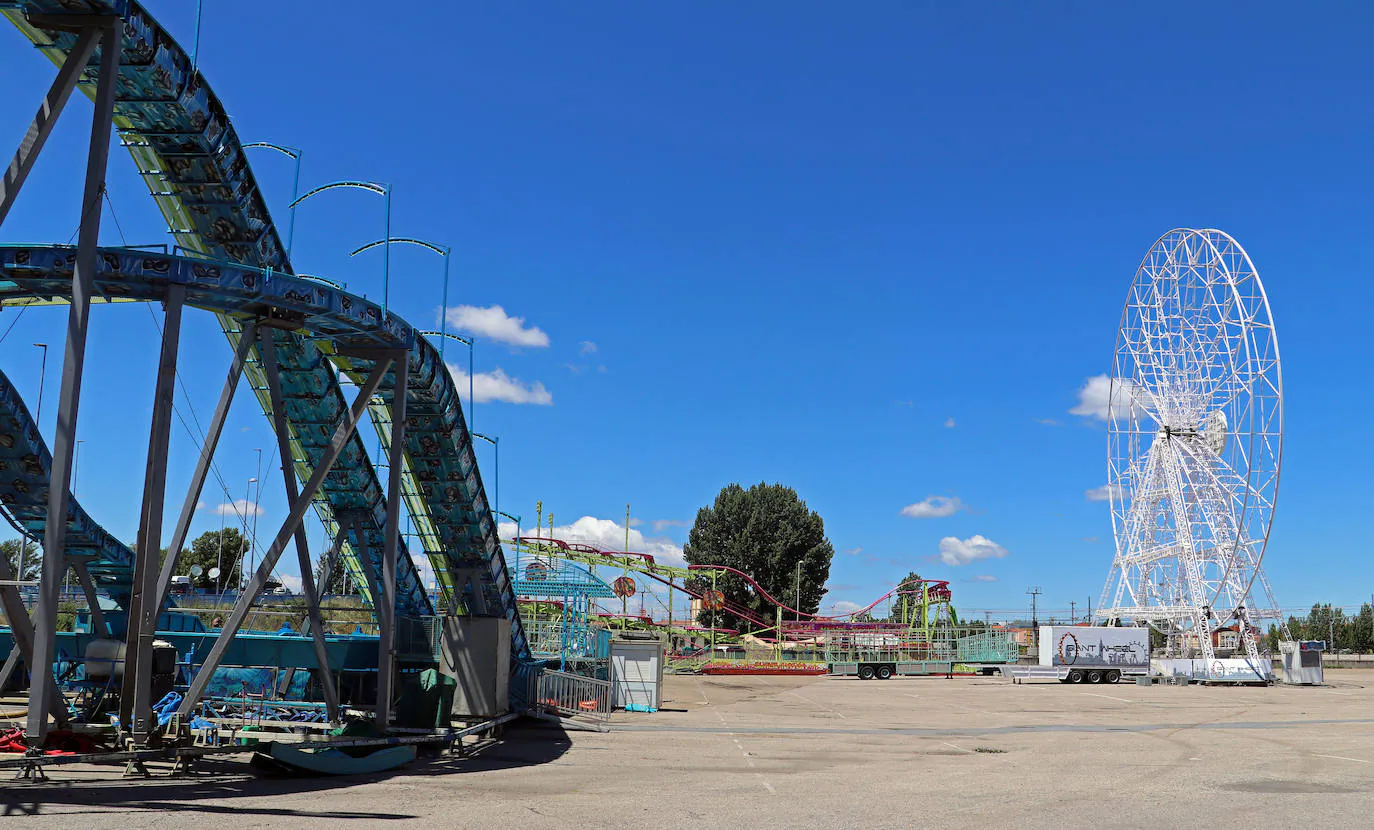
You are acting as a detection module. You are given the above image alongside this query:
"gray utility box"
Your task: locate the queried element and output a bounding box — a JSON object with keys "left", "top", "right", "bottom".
{"left": 440, "top": 616, "right": 511, "bottom": 718}
{"left": 1279, "top": 640, "right": 1325, "bottom": 685}
{"left": 610, "top": 632, "right": 665, "bottom": 711}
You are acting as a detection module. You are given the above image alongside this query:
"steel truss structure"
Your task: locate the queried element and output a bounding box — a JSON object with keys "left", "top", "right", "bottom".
{"left": 1097, "top": 229, "right": 1284, "bottom": 666}
{"left": 510, "top": 534, "right": 1014, "bottom": 665}
{"left": 0, "top": 0, "right": 528, "bottom": 752}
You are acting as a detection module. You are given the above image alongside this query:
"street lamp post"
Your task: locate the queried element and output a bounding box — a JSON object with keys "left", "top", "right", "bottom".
{"left": 241, "top": 143, "right": 302, "bottom": 259}
{"left": 241, "top": 476, "right": 257, "bottom": 589}
{"left": 473, "top": 432, "right": 499, "bottom": 521}
{"left": 19, "top": 343, "right": 48, "bottom": 583}
{"left": 288, "top": 180, "right": 391, "bottom": 313}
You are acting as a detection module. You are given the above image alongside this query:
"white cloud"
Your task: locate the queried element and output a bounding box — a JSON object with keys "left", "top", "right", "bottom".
{"left": 944, "top": 417, "right": 957, "bottom": 429}
{"left": 829, "top": 600, "right": 864, "bottom": 616}
{"left": 937, "top": 534, "right": 1009, "bottom": 566}
{"left": 278, "top": 574, "right": 303, "bottom": 593}
{"left": 1084, "top": 484, "right": 1122, "bottom": 502}
{"left": 1070, "top": 374, "right": 1143, "bottom": 421}
{"left": 968, "top": 574, "right": 999, "bottom": 583}
{"left": 1034, "top": 418, "right": 1061, "bottom": 426}
{"left": 579, "top": 340, "right": 598, "bottom": 356}
{"left": 900, "top": 496, "right": 965, "bottom": 519}
{"left": 448, "top": 364, "right": 552, "bottom": 405}
{"left": 214, "top": 499, "right": 263, "bottom": 518}
{"left": 444, "top": 305, "right": 550, "bottom": 348}
{"left": 652, "top": 519, "right": 688, "bottom": 532}
{"left": 843, "top": 546, "right": 864, "bottom": 556}
{"left": 497, "top": 515, "right": 685, "bottom": 567}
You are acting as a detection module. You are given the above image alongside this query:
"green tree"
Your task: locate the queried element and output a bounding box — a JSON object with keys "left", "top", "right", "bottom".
{"left": 315, "top": 549, "right": 347, "bottom": 595}
{"left": 888, "top": 571, "right": 929, "bottom": 624}
{"left": 175, "top": 528, "right": 249, "bottom": 591}
{"left": 684, "top": 482, "right": 833, "bottom": 631}
{"left": 0, "top": 538, "right": 41, "bottom": 582}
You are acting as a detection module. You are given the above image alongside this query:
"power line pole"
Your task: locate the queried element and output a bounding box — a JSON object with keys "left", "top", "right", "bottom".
{"left": 1070, "top": 600, "right": 1077, "bottom": 624}
{"left": 1027, "top": 586, "right": 1042, "bottom": 628}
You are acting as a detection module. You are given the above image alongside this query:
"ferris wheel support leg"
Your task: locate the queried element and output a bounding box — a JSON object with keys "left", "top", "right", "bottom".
{"left": 260, "top": 327, "right": 341, "bottom": 724}
{"left": 26, "top": 18, "right": 120, "bottom": 744}
{"left": 175, "top": 355, "right": 397, "bottom": 721}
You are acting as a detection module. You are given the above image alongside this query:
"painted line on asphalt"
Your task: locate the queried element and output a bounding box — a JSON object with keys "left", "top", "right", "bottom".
{"left": 1314, "top": 754, "right": 1370, "bottom": 764}
{"left": 1081, "top": 692, "right": 1135, "bottom": 703}
{"left": 611, "top": 716, "right": 1374, "bottom": 738}
{"left": 789, "top": 689, "right": 847, "bottom": 720}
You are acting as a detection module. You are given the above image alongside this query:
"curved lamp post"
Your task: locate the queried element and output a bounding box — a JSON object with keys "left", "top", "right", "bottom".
{"left": 495, "top": 510, "right": 522, "bottom": 577}
{"left": 419, "top": 330, "right": 474, "bottom": 432}
{"left": 473, "top": 432, "right": 499, "bottom": 522}
{"left": 350, "top": 235, "right": 451, "bottom": 346}
{"left": 289, "top": 180, "right": 391, "bottom": 314}
{"left": 241, "top": 142, "right": 302, "bottom": 259}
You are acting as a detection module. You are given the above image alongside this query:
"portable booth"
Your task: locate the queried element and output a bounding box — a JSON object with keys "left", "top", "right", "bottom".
{"left": 609, "top": 632, "right": 664, "bottom": 711}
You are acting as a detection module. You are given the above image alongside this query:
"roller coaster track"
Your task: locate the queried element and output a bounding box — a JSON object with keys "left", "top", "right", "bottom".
{"left": 1, "top": 3, "right": 529, "bottom": 661}
{"left": 0, "top": 367, "right": 135, "bottom": 604}
{"left": 515, "top": 535, "right": 955, "bottom": 635}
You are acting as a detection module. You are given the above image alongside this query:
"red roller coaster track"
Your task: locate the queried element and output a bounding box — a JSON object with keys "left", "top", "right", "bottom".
{"left": 514, "top": 535, "right": 952, "bottom": 632}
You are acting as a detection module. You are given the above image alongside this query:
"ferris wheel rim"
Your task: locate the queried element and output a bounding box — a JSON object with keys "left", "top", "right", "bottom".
{"left": 1103, "top": 228, "right": 1283, "bottom": 629}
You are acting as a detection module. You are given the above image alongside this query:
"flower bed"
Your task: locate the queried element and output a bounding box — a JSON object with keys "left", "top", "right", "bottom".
{"left": 699, "top": 661, "right": 827, "bottom": 676}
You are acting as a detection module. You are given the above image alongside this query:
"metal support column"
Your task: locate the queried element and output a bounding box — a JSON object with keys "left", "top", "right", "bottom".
{"left": 0, "top": 551, "right": 67, "bottom": 721}
{"left": 259, "top": 327, "right": 340, "bottom": 722}
{"left": 0, "top": 27, "right": 101, "bottom": 226}
{"left": 376, "top": 350, "right": 409, "bottom": 730}
{"left": 177, "top": 356, "right": 395, "bottom": 718}
{"left": 121, "top": 283, "right": 186, "bottom": 744}
{"left": 152, "top": 321, "right": 257, "bottom": 612}
{"left": 71, "top": 560, "right": 108, "bottom": 638}
{"left": 27, "top": 19, "right": 120, "bottom": 742}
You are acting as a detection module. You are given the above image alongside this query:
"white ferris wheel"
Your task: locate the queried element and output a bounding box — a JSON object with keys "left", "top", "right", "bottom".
{"left": 1097, "top": 229, "right": 1284, "bottom": 664}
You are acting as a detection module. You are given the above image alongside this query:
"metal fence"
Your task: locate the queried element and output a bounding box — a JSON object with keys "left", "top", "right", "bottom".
{"left": 536, "top": 668, "right": 612, "bottom": 722}
{"left": 824, "top": 625, "right": 1019, "bottom": 665}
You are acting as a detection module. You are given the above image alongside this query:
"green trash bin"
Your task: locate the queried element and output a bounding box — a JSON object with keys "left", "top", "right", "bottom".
{"left": 394, "top": 668, "right": 456, "bottom": 729}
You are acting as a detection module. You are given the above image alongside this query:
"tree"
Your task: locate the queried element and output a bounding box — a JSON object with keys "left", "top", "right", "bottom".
{"left": 175, "top": 528, "right": 250, "bottom": 592}
{"left": 684, "top": 482, "right": 833, "bottom": 631}
{"left": 888, "top": 570, "right": 926, "bottom": 624}
{"left": 315, "top": 549, "right": 347, "bottom": 595}
{"left": 0, "top": 538, "right": 41, "bottom": 582}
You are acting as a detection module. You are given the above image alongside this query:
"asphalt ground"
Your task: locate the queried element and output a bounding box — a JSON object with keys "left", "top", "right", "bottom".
{"left": 4, "top": 670, "right": 1373, "bottom": 828}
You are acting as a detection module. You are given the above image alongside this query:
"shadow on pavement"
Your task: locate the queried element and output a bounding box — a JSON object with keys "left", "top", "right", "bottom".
{"left": 0, "top": 719, "right": 572, "bottom": 819}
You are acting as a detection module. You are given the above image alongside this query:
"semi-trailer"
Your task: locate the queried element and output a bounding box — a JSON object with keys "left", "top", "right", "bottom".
{"left": 1032, "top": 625, "right": 1151, "bottom": 683}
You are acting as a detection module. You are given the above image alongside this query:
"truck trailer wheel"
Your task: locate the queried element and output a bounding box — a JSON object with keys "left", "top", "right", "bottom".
{"left": 876, "top": 664, "right": 893, "bottom": 680}
{"left": 1087, "top": 670, "right": 1103, "bottom": 684}
{"left": 858, "top": 664, "right": 876, "bottom": 680}
{"left": 1106, "top": 670, "right": 1121, "bottom": 684}
{"left": 1067, "top": 670, "right": 1083, "bottom": 684}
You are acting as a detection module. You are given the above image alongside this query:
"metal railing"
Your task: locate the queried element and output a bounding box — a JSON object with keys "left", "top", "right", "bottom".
{"left": 536, "top": 668, "right": 612, "bottom": 722}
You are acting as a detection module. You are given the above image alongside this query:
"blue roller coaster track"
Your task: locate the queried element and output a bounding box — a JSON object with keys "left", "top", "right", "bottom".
{"left": 0, "top": 1, "right": 530, "bottom": 669}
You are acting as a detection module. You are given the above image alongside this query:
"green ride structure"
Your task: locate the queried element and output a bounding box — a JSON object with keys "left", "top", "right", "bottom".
{"left": 508, "top": 534, "right": 1018, "bottom": 673}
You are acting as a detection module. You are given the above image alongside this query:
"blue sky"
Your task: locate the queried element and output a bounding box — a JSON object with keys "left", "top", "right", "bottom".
{"left": 1, "top": 2, "right": 1372, "bottom": 620}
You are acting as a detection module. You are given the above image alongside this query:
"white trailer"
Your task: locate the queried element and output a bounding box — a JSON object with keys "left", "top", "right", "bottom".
{"left": 1009, "top": 626, "right": 1150, "bottom": 684}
